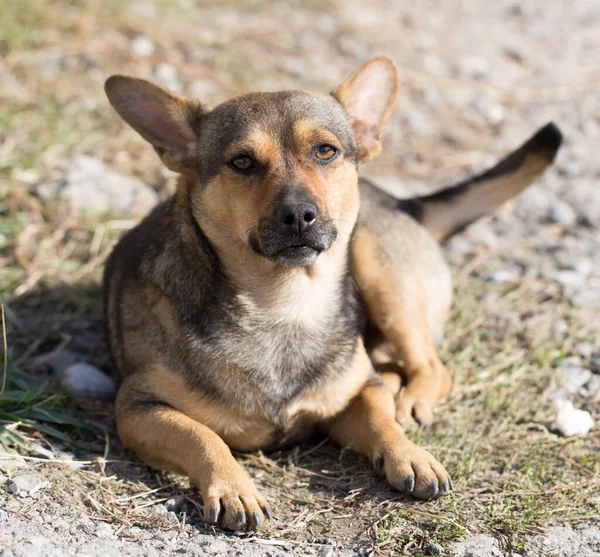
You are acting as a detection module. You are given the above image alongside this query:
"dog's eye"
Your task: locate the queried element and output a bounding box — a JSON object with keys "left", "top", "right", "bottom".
{"left": 231, "top": 156, "right": 253, "bottom": 171}
{"left": 315, "top": 144, "right": 338, "bottom": 161}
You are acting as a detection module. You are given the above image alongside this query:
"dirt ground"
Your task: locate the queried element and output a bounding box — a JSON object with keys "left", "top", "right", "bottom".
{"left": 1, "top": 0, "right": 599, "bottom": 556}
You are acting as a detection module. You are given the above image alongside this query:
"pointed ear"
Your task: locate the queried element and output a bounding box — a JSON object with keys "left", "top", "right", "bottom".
{"left": 332, "top": 57, "right": 399, "bottom": 163}
{"left": 105, "top": 75, "right": 202, "bottom": 172}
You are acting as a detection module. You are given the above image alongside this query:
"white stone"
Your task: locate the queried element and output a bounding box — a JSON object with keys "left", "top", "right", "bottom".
{"left": 554, "top": 401, "right": 594, "bottom": 437}
{"left": 576, "top": 342, "right": 596, "bottom": 359}
{"left": 459, "top": 55, "right": 492, "bottom": 80}
{"left": 38, "top": 156, "right": 158, "bottom": 217}
{"left": 59, "top": 363, "right": 117, "bottom": 400}
{"left": 549, "top": 201, "right": 577, "bottom": 226}
{"left": 7, "top": 474, "right": 50, "bottom": 496}
{"left": 154, "top": 63, "right": 182, "bottom": 93}
{"left": 131, "top": 35, "right": 155, "bottom": 57}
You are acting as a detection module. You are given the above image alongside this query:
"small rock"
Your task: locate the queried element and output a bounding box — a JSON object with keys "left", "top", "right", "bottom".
{"left": 95, "top": 521, "right": 114, "bottom": 539}
{"left": 59, "top": 362, "right": 117, "bottom": 400}
{"left": 582, "top": 374, "right": 600, "bottom": 399}
{"left": 553, "top": 401, "right": 594, "bottom": 437}
{"left": 458, "top": 55, "right": 492, "bottom": 80}
{"left": 559, "top": 357, "right": 592, "bottom": 393}
{"left": 553, "top": 270, "right": 585, "bottom": 292}
{"left": 576, "top": 342, "right": 596, "bottom": 359}
{"left": 553, "top": 319, "right": 569, "bottom": 341}
{"left": 6, "top": 473, "right": 50, "bottom": 496}
{"left": 449, "top": 533, "right": 503, "bottom": 556}
{"left": 38, "top": 156, "right": 158, "bottom": 217}
{"left": 165, "top": 496, "right": 186, "bottom": 513}
{"left": 472, "top": 94, "right": 506, "bottom": 126}
{"left": 549, "top": 201, "right": 577, "bottom": 226}
{"left": 131, "top": 35, "right": 155, "bottom": 57}
{"left": 489, "top": 268, "right": 521, "bottom": 284}
{"left": 154, "top": 62, "right": 182, "bottom": 93}
{"left": 0, "top": 452, "right": 29, "bottom": 472}
{"left": 152, "top": 503, "right": 169, "bottom": 516}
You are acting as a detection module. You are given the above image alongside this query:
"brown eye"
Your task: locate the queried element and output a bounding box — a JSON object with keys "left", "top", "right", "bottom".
{"left": 315, "top": 144, "right": 337, "bottom": 161}
{"left": 231, "top": 156, "right": 253, "bottom": 171}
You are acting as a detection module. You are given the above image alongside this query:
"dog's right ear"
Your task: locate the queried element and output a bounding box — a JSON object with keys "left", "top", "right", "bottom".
{"left": 105, "top": 76, "right": 201, "bottom": 171}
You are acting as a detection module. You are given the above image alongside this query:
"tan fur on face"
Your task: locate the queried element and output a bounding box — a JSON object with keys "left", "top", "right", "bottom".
{"left": 194, "top": 120, "right": 360, "bottom": 281}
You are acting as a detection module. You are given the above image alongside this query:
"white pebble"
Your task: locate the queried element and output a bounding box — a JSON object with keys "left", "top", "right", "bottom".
{"left": 59, "top": 363, "right": 116, "bottom": 400}
{"left": 131, "top": 35, "right": 155, "bottom": 57}
{"left": 554, "top": 401, "right": 594, "bottom": 437}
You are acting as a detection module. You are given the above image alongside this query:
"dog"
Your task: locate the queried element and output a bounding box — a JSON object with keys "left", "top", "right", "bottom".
{"left": 103, "top": 57, "right": 562, "bottom": 531}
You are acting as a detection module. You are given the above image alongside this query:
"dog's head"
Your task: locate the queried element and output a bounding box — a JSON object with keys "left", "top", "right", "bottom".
{"left": 105, "top": 58, "right": 398, "bottom": 267}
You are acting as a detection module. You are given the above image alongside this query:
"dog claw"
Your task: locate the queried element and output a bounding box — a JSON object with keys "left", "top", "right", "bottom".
{"left": 405, "top": 476, "right": 415, "bottom": 492}
{"left": 429, "top": 480, "right": 438, "bottom": 497}
{"left": 262, "top": 504, "right": 273, "bottom": 520}
{"left": 441, "top": 479, "right": 450, "bottom": 494}
{"left": 236, "top": 509, "right": 246, "bottom": 526}
{"left": 208, "top": 507, "right": 219, "bottom": 524}
{"left": 374, "top": 454, "right": 384, "bottom": 474}
{"left": 252, "top": 511, "right": 262, "bottom": 528}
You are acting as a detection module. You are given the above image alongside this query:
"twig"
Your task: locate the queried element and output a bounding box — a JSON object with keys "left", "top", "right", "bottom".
{"left": 1, "top": 304, "right": 7, "bottom": 397}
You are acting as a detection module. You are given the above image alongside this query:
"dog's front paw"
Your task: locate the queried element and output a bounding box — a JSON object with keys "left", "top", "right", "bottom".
{"left": 395, "top": 362, "right": 452, "bottom": 426}
{"left": 373, "top": 439, "right": 452, "bottom": 500}
{"left": 202, "top": 471, "right": 272, "bottom": 531}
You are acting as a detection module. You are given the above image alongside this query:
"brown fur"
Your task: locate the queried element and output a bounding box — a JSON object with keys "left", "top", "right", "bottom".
{"left": 103, "top": 57, "right": 561, "bottom": 531}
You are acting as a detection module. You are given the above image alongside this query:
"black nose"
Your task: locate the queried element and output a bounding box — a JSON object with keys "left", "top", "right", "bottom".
{"left": 276, "top": 200, "right": 318, "bottom": 233}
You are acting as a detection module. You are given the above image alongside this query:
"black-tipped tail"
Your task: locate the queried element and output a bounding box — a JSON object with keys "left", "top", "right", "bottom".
{"left": 399, "top": 123, "right": 563, "bottom": 241}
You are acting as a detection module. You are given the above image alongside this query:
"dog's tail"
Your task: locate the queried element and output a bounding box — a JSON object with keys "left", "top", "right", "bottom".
{"left": 398, "top": 122, "right": 562, "bottom": 242}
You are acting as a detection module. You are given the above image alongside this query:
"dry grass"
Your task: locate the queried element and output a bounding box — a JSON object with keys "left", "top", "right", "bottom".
{"left": 1, "top": 1, "right": 599, "bottom": 555}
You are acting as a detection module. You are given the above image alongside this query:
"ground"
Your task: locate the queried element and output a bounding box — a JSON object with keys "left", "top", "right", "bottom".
{"left": 1, "top": 0, "right": 599, "bottom": 556}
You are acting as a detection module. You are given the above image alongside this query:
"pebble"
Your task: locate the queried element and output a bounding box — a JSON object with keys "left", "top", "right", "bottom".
{"left": 59, "top": 363, "right": 117, "bottom": 400}
{"left": 165, "top": 496, "right": 186, "bottom": 513}
{"left": 489, "top": 268, "right": 521, "bottom": 284}
{"left": 472, "top": 94, "right": 506, "bottom": 126}
{"left": 6, "top": 474, "right": 50, "bottom": 496}
{"left": 38, "top": 156, "right": 158, "bottom": 217}
{"left": 582, "top": 374, "right": 600, "bottom": 399}
{"left": 154, "top": 62, "right": 182, "bottom": 93}
{"left": 95, "top": 522, "right": 115, "bottom": 539}
{"left": 131, "top": 35, "right": 155, "bottom": 57}
{"left": 549, "top": 201, "right": 577, "bottom": 226}
{"left": 553, "top": 401, "right": 594, "bottom": 437}
{"left": 559, "top": 357, "right": 592, "bottom": 394}
{"left": 458, "top": 55, "right": 492, "bottom": 80}
{"left": 576, "top": 342, "right": 596, "bottom": 359}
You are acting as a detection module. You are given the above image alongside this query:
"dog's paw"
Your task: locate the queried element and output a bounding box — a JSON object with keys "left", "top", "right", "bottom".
{"left": 395, "top": 363, "right": 452, "bottom": 426}
{"left": 373, "top": 439, "right": 452, "bottom": 500}
{"left": 202, "top": 473, "right": 272, "bottom": 531}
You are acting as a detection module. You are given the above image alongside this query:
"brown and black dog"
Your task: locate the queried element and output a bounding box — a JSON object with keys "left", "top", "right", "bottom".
{"left": 103, "top": 57, "right": 561, "bottom": 531}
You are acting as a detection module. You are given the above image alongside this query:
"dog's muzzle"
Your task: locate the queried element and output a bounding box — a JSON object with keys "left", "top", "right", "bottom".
{"left": 249, "top": 190, "right": 337, "bottom": 266}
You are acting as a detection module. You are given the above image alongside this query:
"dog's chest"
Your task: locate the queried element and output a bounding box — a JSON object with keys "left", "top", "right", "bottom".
{"left": 187, "top": 267, "right": 361, "bottom": 414}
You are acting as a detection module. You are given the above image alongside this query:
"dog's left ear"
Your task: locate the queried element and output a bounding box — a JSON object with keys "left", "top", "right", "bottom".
{"left": 332, "top": 57, "right": 399, "bottom": 163}
{"left": 105, "top": 75, "right": 202, "bottom": 172}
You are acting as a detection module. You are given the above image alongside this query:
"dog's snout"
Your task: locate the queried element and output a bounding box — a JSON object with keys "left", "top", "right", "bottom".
{"left": 276, "top": 200, "right": 318, "bottom": 233}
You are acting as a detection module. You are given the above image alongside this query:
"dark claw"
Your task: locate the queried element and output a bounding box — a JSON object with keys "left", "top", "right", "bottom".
{"left": 430, "top": 480, "right": 439, "bottom": 497}
{"left": 405, "top": 476, "right": 415, "bottom": 492}
{"left": 252, "top": 511, "right": 262, "bottom": 528}
{"left": 263, "top": 504, "right": 273, "bottom": 520}
{"left": 441, "top": 479, "right": 449, "bottom": 494}
{"left": 236, "top": 509, "right": 246, "bottom": 526}
{"left": 208, "top": 507, "right": 219, "bottom": 524}
{"left": 374, "top": 455, "right": 384, "bottom": 473}
{"left": 449, "top": 478, "right": 454, "bottom": 491}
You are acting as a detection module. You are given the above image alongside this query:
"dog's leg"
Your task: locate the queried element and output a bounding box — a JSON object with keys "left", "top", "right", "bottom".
{"left": 353, "top": 227, "right": 452, "bottom": 425}
{"left": 325, "top": 378, "right": 451, "bottom": 499}
{"left": 115, "top": 377, "right": 271, "bottom": 531}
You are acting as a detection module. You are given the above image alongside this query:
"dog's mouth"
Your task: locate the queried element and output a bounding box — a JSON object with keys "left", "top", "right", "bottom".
{"left": 274, "top": 244, "right": 321, "bottom": 266}
{"left": 249, "top": 232, "right": 334, "bottom": 267}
